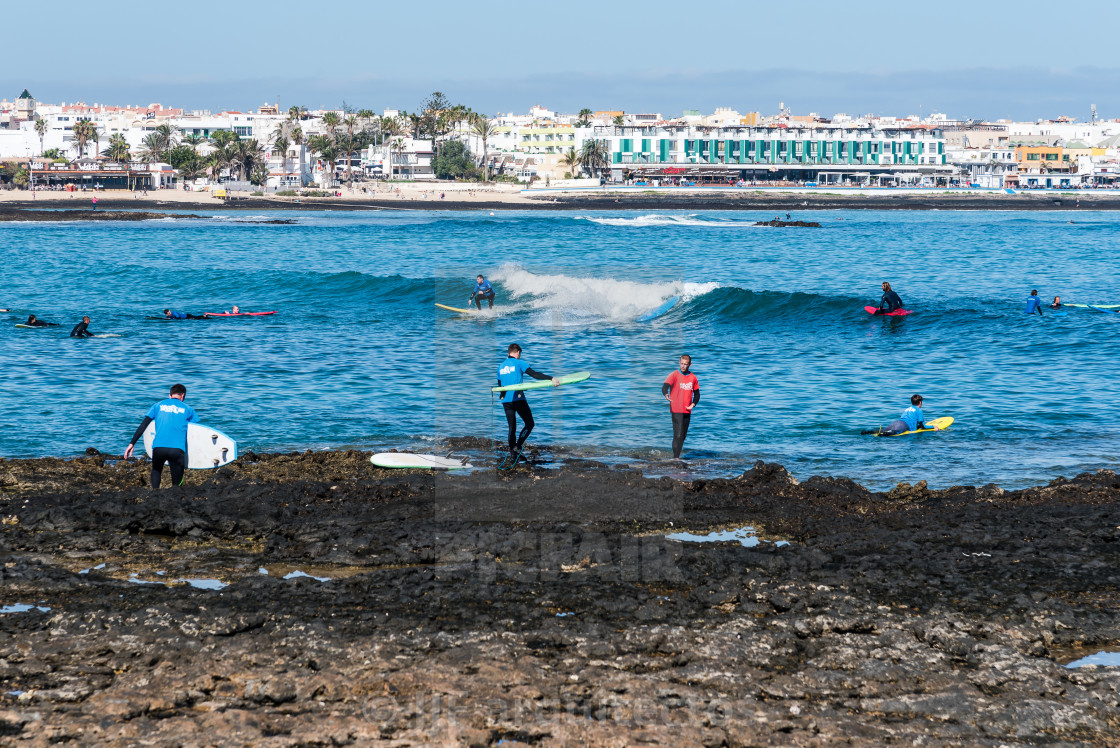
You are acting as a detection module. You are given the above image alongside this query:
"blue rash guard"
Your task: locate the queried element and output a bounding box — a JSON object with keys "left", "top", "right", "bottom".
{"left": 496, "top": 357, "right": 552, "bottom": 403}
{"left": 899, "top": 405, "right": 926, "bottom": 432}
{"left": 145, "top": 398, "right": 198, "bottom": 450}
{"left": 472, "top": 279, "right": 494, "bottom": 297}
{"left": 1025, "top": 296, "right": 1042, "bottom": 315}
{"left": 168, "top": 310, "right": 188, "bottom": 320}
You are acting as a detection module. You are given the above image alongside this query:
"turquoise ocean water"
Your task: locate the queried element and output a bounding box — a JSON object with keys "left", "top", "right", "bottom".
{"left": 2, "top": 208, "right": 1118, "bottom": 489}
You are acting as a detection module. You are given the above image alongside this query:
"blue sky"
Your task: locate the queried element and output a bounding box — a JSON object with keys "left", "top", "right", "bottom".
{"left": 5, "top": 0, "right": 1120, "bottom": 120}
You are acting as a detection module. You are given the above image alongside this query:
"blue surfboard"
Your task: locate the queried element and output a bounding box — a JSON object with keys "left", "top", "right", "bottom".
{"left": 638, "top": 295, "right": 680, "bottom": 322}
{"left": 1088, "top": 305, "right": 1119, "bottom": 314}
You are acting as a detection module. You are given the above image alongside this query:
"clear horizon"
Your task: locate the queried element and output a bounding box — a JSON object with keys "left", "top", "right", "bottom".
{"left": 5, "top": 0, "right": 1120, "bottom": 121}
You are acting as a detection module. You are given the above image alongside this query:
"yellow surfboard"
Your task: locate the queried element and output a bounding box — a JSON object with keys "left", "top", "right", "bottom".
{"left": 434, "top": 303, "right": 475, "bottom": 313}
{"left": 873, "top": 416, "right": 953, "bottom": 437}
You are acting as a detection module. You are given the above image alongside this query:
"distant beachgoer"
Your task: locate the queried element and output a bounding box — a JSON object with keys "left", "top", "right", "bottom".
{"left": 70, "top": 315, "right": 94, "bottom": 338}
{"left": 876, "top": 282, "right": 904, "bottom": 314}
{"left": 92, "top": 197, "right": 98, "bottom": 210}
{"left": 1025, "top": 289, "right": 1043, "bottom": 316}
{"left": 1050, "top": 295, "right": 1062, "bottom": 309}
{"left": 24, "top": 315, "right": 58, "bottom": 328}
{"left": 662, "top": 354, "right": 700, "bottom": 459}
{"left": 469, "top": 275, "right": 495, "bottom": 310}
{"left": 123, "top": 383, "right": 198, "bottom": 489}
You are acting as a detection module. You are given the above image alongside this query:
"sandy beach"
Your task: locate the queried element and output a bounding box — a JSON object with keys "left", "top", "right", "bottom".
{"left": 1, "top": 450, "right": 1118, "bottom": 745}
{"left": 3, "top": 184, "right": 1120, "bottom": 214}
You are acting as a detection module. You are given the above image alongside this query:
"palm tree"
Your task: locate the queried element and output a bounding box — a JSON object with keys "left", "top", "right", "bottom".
{"left": 182, "top": 134, "right": 206, "bottom": 153}
{"left": 34, "top": 118, "right": 47, "bottom": 155}
{"left": 560, "top": 147, "right": 580, "bottom": 178}
{"left": 321, "top": 111, "right": 340, "bottom": 139}
{"left": 101, "top": 133, "right": 131, "bottom": 163}
{"left": 309, "top": 134, "right": 339, "bottom": 187}
{"left": 71, "top": 120, "right": 95, "bottom": 159}
{"left": 391, "top": 137, "right": 406, "bottom": 180}
{"left": 612, "top": 114, "right": 624, "bottom": 127}
{"left": 471, "top": 115, "right": 497, "bottom": 179}
{"left": 577, "top": 108, "right": 593, "bottom": 127}
{"left": 290, "top": 126, "right": 305, "bottom": 186}
{"left": 288, "top": 105, "right": 305, "bottom": 122}
{"left": 579, "top": 139, "right": 610, "bottom": 177}
{"left": 138, "top": 133, "right": 164, "bottom": 163}
{"left": 272, "top": 135, "right": 289, "bottom": 185}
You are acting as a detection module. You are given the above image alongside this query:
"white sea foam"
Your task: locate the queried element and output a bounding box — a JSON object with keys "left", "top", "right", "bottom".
{"left": 576, "top": 214, "right": 755, "bottom": 229}
{"left": 491, "top": 265, "right": 719, "bottom": 322}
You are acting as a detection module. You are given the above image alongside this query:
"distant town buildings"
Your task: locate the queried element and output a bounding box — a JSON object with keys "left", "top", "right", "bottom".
{"left": 3, "top": 89, "right": 1120, "bottom": 190}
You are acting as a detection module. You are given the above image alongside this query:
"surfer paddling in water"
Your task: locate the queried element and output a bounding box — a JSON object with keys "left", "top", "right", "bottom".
{"left": 869, "top": 394, "right": 940, "bottom": 436}
{"left": 124, "top": 383, "right": 198, "bottom": 488}
{"left": 469, "top": 275, "right": 495, "bottom": 310}
{"left": 69, "top": 316, "right": 94, "bottom": 338}
{"left": 663, "top": 355, "right": 700, "bottom": 459}
{"left": 875, "top": 282, "right": 904, "bottom": 315}
{"left": 497, "top": 343, "right": 558, "bottom": 466}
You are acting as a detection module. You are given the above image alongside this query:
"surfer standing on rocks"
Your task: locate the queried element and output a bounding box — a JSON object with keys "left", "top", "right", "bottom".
{"left": 497, "top": 343, "right": 558, "bottom": 466}
{"left": 124, "top": 383, "right": 197, "bottom": 489}
{"left": 663, "top": 355, "right": 700, "bottom": 459}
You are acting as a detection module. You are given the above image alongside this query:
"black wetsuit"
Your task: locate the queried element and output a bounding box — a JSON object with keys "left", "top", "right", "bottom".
{"left": 877, "top": 290, "right": 903, "bottom": 314}
{"left": 70, "top": 321, "right": 93, "bottom": 338}
{"left": 25, "top": 319, "right": 58, "bottom": 327}
{"left": 503, "top": 367, "right": 552, "bottom": 452}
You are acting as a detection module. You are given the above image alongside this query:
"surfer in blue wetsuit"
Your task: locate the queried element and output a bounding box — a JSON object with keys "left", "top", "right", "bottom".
{"left": 1025, "top": 289, "right": 1043, "bottom": 316}
{"left": 875, "top": 281, "right": 904, "bottom": 314}
{"left": 469, "top": 275, "right": 495, "bottom": 310}
{"left": 497, "top": 343, "right": 558, "bottom": 463}
{"left": 875, "top": 394, "right": 939, "bottom": 436}
{"left": 163, "top": 309, "right": 207, "bottom": 320}
{"left": 123, "top": 383, "right": 197, "bottom": 488}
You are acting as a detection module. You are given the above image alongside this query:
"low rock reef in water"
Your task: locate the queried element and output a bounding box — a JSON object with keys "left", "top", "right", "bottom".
{"left": 1, "top": 451, "right": 1118, "bottom": 745}
{"left": 753, "top": 219, "right": 822, "bottom": 227}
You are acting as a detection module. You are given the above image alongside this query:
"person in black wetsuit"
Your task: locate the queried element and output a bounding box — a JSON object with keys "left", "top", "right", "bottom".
{"left": 876, "top": 281, "right": 904, "bottom": 314}
{"left": 1050, "top": 295, "right": 1062, "bottom": 309}
{"left": 25, "top": 315, "right": 59, "bottom": 328}
{"left": 70, "top": 316, "right": 93, "bottom": 337}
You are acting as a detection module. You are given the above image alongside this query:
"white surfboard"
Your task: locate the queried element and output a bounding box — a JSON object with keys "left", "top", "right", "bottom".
{"left": 370, "top": 453, "right": 471, "bottom": 470}
{"left": 143, "top": 422, "right": 238, "bottom": 469}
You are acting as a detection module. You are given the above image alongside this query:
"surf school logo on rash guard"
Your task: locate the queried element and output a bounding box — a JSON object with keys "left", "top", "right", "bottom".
{"left": 160, "top": 403, "right": 187, "bottom": 415}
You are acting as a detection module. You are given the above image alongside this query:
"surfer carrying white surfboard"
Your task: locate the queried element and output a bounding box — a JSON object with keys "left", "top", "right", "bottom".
{"left": 469, "top": 275, "right": 495, "bottom": 310}
{"left": 123, "top": 383, "right": 198, "bottom": 488}
{"left": 662, "top": 355, "right": 700, "bottom": 459}
{"left": 497, "top": 343, "right": 558, "bottom": 465}
{"left": 875, "top": 282, "right": 904, "bottom": 315}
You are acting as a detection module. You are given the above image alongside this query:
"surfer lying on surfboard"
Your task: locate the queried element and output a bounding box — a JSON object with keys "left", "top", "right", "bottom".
{"left": 864, "top": 394, "right": 941, "bottom": 436}
{"left": 163, "top": 309, "right": 207, "bottom": 320}
{"left": 23, "top": 315, "right": 59, "bottom": 328}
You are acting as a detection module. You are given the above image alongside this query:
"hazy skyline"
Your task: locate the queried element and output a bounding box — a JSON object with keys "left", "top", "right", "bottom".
{"left": 5, "top": 0, "right": 1120, "bottom": 121}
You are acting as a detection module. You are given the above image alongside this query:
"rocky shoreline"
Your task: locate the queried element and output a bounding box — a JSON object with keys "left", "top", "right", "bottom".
{"left": 1, "top": 451, "right": 1119, "bottom": 746}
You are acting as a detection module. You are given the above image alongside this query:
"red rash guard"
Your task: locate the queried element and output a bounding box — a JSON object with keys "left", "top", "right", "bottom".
{"left": 663, "top": 370, "right": 699, "bottom": 413}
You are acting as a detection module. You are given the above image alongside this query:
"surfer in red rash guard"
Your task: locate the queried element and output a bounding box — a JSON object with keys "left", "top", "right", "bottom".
{"left": 662, "top": 354, "right": 700, "bottom": 459}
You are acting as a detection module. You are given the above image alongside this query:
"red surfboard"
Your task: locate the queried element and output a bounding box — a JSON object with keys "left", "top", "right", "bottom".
{"left": 864, "top": 306, "right": 912, "bottom": 317}
{"left": 203, "top": 311, "right": 279, "bottom": 317}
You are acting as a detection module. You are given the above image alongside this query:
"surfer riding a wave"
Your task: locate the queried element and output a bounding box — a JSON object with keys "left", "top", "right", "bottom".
{"left": 875, "top": 282, "right": 904, "bottom": 315}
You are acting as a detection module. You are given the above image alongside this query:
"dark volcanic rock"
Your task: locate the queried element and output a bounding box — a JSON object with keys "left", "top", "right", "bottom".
{"left": 1, "top": 452, "right": 1119, "bottom": 745}
{"left": 753, "top": 219, "right": 822, "bottom": 227}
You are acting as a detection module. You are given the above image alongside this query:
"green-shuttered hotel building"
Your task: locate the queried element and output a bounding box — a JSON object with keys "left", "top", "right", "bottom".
{"left": 600, "top": 124, "right": 950, "bottom": 184}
